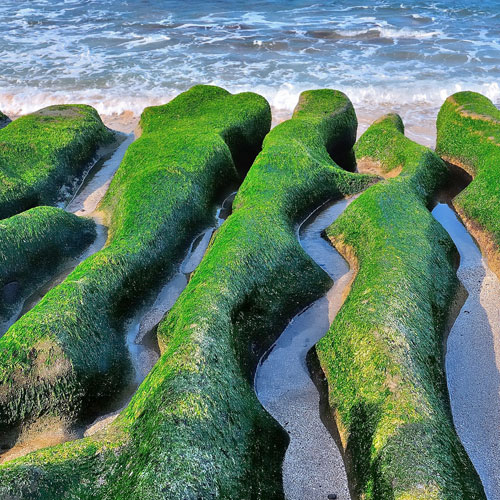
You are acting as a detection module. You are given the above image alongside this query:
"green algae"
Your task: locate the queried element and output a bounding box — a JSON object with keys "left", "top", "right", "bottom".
{"left": 317, "top": 114, "right": 485, "bottom": 499}
{"left": 436, "top": 91, "right": 500, "bottom": 275}
{"left": 0, "top": 89, "right": 375, "bottom": 499}
{"left": 0, "top": 105, "right": 114, "bottom": 219}
{"left": 0, "top": 206, "right": 95, "bottom": 321}
{"left": 0, "top": 85, "right": 270, "bottom": 436}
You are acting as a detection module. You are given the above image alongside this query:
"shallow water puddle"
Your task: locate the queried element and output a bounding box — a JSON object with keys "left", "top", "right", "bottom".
{"left": 432, "top": 202, "right": 500, "bottom": 500}
{"left": 255, "top": 197, "right": 354, "bottom": 500}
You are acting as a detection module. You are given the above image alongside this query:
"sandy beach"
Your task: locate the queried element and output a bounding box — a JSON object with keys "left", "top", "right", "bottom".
{"left": 433, "top": 202, "right": 500, "bottom": 499}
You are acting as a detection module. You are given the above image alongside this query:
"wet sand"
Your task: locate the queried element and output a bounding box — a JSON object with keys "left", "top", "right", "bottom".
{"left": 255, "top": 197, "right": 355, "bottom": 500}
{"left": 101, "top": 112, "right": 140, "bottom": 135}
{"left": 433, "top": 203, "right": 500, "bottom": 499}
{"left": 0, "top": 416, "right": 80, "bottom": 464}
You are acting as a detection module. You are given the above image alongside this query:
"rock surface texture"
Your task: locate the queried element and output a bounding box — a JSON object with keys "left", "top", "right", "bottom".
{"left": 317, "top": 114, "right": 485, "bottom": 499}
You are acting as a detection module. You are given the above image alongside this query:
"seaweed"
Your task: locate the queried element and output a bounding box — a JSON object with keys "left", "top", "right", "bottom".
{"left": 0, "top": 206, "right": 95, "bottom": 321}
{"left": 436, "top": 91, "right": 500, "bottom": 277}
{"left": 317, "top": 114, "right": 485, "bottom": 499}
{"left": 0, "top": 105, "right": 114, "bottom": 219}
{"left": 0, "top": 86, "right": 270, "bottom": 436}
{"left": 0, "top": 89, "right": 375, "bottom": 499}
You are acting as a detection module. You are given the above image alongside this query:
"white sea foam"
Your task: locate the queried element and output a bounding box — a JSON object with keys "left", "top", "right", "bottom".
{"left": 120, "top": 34, "right": 171, "bottom": 49}
{"left": 331, "top": 25, "right": 444, "bottom": 40}
{"left": 13, "top": 8, "right": 37, "bottom": 17}
{"left": 1, "top": 80, "right": 498, "bottom": 120}
{"left": 411, "top": 13, "right": 435, "bottom": 21}
{"left": 241, "top": 12, "right": 285, "bottom": 28}
{"left": 377, "top": 27, "right": 444, "bottom": 39}
{"left": 0, "top": 0, "right": 498, "bottom": 131}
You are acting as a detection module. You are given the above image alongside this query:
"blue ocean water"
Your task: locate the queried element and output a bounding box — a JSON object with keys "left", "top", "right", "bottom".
{"left": 0, "top": 0, "right": 498, "bottom": 132}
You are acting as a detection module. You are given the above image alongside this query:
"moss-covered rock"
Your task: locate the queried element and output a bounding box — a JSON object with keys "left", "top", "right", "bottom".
{"left": 0, "top": 89, "right": 375, "bottom": 499}
{"left": 0, "top": 86, "right": 270, "bottom": 436}
{"left": 436, "top": 91, "right": 500, "bottom": 276}
{"left": 317, "top": 114, "right": 485, "bottom": 499}
{"left": 0, "top": 110, "right": 10, "bottom": 129}
{"left": 0, "top": 105, "right": 114, "bottom": 219}
{"left": 0, "top": 206, "right": 95, "bottom": 321}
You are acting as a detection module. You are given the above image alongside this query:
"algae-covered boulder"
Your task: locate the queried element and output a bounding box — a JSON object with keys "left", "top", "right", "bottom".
{"left": 0, "top": 111, "right": 10, "bottom": 129}
{"left": 0, "top": 104, "right": 114, "bottom": 219}
{"left": 0, "top": 85, "right": 270, "bottom": 449}
{"left": 316, "top": 114, "right": 485, "bottom": 499}
{"left": 0, "top": 90, "right": 375, "bottom": 499}
{"left": 436, "top": 91, "right": 500, "bottom": 276}
{"left": 0, "top": 206, "right": 95, "bottom": 321}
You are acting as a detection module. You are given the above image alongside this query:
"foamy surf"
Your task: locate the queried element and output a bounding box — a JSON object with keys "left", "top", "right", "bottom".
{"left": 4, "top": 81, "right": 499, "bottom": 146}
{"left": 0, "top": 0, "right": 499, "bottom": 145}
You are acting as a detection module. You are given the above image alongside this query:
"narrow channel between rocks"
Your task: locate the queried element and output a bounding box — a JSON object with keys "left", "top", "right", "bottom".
{"left": 255, "top": 196, "right": 356, "bottom": 500}
{"left": 0, "top": 190, "right": 236, "bottom": 463}
{"left": 432, "top": 175, "right": 500, "bottom": 500}
{"left": 84, "top": 190, "right": 235, "bottom": 436}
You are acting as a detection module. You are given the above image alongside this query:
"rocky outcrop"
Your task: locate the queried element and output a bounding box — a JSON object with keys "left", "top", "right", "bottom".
{"left": 317, "top": 114, "right": 485, "bottom": 499}
{"left": 0, "top": 104, "right": 113, "bottom": 219}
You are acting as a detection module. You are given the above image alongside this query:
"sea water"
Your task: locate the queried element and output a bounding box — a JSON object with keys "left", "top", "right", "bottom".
{"left": 0, "top": 0, "right": 498, "bottom": 142}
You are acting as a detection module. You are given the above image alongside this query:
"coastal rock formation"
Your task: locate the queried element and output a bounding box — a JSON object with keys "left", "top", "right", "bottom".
{"left": 316, "top": 114, "right": 485, "bottom": 499}
{"left": 436, "top": 91, "right": 500, "bottom": 278}
{"left": 0, "top": 207, "right": 95, "bottom": 322}
{"left": 0, "top": 89, "right": 375, "bottom": 499}
{"left": 0, "top": 86, "right": 270, "bottom": 451}
{"left": 0, "top": 104, "right": 114, "bottom": 219}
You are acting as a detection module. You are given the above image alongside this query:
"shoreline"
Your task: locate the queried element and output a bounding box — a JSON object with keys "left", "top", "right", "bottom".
{"left": 7, "top": 101, "right": 438, "bottom": 147}
{"left": 105, "top": 105, "right": 437, "bottom": 147}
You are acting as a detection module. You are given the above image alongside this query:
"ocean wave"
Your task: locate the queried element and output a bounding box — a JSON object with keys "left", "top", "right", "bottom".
{"left": 1, "top": 82, "right": 498, "bottom": 120}
{"left": 410, "top": 13, "right": 435, "bottom": 21}
{"left": 0, "top": 0, "right": 498, "bottom": 126}
{"left": 120, "top": 34, "right": 171, "bottom": 49}
{"left": 307, "top": 26, "right": 444, "bottom": 41}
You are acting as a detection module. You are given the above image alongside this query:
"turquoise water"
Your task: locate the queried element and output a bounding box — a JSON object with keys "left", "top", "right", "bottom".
{"left": 0, "top": 0, "right": 498, "bottom": 122}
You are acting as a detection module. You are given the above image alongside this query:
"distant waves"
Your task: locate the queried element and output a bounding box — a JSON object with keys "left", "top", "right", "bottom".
{"left": 0, "top": 0, "right": 498, "bottom": 127}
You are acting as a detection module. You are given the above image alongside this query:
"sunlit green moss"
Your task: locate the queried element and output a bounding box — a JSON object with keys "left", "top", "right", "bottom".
{"left": 0, "top": 89, "right": 375, "bottom": 499}
{"left": 0, "top": 105, "right": 113, "bottom": 219}
{"left": 0, "top": 85, "right": 270, "bottom": 434}
{"left": 317, "top": 114, "right": 485, "bottom": 499}
{"left": 0, "top": 206, "right": 95, "bottom": 320}
{"left": 436, "top": 91, "right": 500, "bottom": 269}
